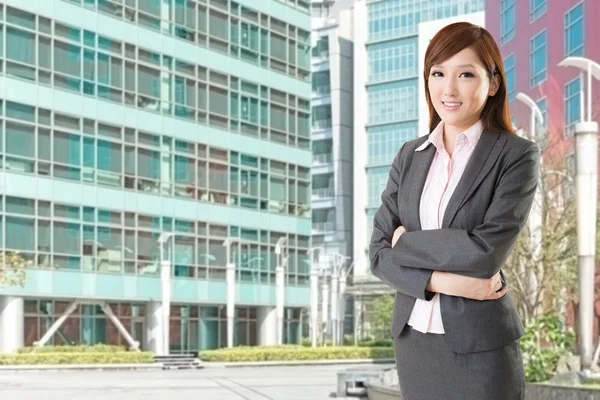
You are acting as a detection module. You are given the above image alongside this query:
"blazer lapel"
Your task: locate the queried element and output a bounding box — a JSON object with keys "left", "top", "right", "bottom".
{"left": 441, "top": 130, "right": 506, "bottom": 228}
{"left": 406, "top": 143, "right": 436, "bottom": 232}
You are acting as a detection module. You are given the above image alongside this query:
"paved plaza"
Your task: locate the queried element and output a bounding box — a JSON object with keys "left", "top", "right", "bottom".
{"left": 0, "top": 364, "right": 375, "bottom": 400}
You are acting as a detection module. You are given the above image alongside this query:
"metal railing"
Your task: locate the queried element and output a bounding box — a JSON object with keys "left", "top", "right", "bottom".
{"left": 312, "top": 221, "right": 335, "bottom": 232}
{"left": 312, "top": 187, "right": 335, "bottom": 198}
{"left": 312, "top": 153, "right": 333, "bottom": 164}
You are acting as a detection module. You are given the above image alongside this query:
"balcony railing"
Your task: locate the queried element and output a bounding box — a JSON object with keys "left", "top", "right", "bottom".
{"left": 312, "top": 187, "right": 335, "bottom": 198}
{"left": 312, "top": 51, "right": 330, "bottom": 61}
{"left": 312, "top": 85, "right": 331, "bottom": 96}
{"left": 312, "top": 153, "right": 333, "bottom": 164}
{"left": 312, "top": 221, "right": 335, "bottom": 232}
{"left": 312, "top": 119, "right": 332, "bottom": 131}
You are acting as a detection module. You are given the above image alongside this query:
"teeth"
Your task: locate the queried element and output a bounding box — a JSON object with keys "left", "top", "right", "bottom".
{"left": 444, "top": 102, "right": 461, "bottom": 106}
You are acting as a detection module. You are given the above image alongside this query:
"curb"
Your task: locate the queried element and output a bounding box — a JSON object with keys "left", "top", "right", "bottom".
{"left": 0, "top": 363, "right": 163, "bottom": 372}
{"left": 204, "top": 358, "right": 396, "bottom": 368}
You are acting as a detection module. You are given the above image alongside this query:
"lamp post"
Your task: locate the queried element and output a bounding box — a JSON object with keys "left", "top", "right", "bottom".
{"left": 330, "top": 252, "right": 350, "bottom": 346}
{"left": 338, "top": 260, "right": 355, "bottom": 346}
{"left": 275, "top": 237, "right": 288, "bottom": 345}
{"left": 157, "top": 232, "right": 174, "bottom": 356}
{"left": 516, "top": 92, "right": 545, "bottom": 318}
{"left": 307, "top": 246, "right": 325, "bottom": 348}
{"left": 558, "top": 56, "right": 600, "bottom": 371}
{"left": 222, "top": 238, "right": 236, "bottom": 349}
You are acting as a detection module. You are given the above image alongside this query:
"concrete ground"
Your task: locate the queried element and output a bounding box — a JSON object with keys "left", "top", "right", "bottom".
{"left": 0, "top": 364, "right": 370, "bottom": 400}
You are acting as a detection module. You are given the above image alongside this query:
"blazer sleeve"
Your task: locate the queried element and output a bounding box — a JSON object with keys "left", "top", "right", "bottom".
{"left": 388, "top": 141, "right": 540, "bottom": 279}
{"left": 369, "top": 143, "right": 436, "bottom": 301}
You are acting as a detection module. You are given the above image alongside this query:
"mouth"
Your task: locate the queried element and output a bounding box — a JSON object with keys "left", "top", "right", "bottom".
{"left": 442, "top": 101, "right": 462, "bottom": 111}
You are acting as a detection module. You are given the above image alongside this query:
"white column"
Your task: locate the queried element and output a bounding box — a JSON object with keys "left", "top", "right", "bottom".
{"left": 330, "top": 271, "right": 338, "bottom": 346}
{"left": 257, "top": 306, "right": 277, "bottom": 346}
{"left": 338, "top": 275, "right": 347, "bottom": 345}
{"left": 275, "top": 265, "right": 285, "bottom": 345}
{"left": 100, "top": 303, "right": 140, "bottom": 351}
{"left": 575, "top": 121, "right": 599, "bottom": 369}
{"left": 145, "top": 301, "right": 163, "bottom": 355}
{"left": 0, "top": 296, "right": 23, "bottom": 353}
{"left": 310, "top": 267, "right": 319, "bottom": 348}
{"left": 160, "top": 259, "right": 171, "bottom": 355}
{"left": 321, "top": 279, "right": 329, "bottom": 344}
{"left": 226, "top": 261, "right": 235, "bottom": 348}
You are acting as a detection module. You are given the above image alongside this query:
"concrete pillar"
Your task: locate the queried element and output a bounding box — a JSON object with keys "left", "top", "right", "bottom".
{"left": 82, "top": 304, "right": 94, "bottom": 345}
{"left": 257, "top": 306, "right": 277, "bottom": 346}
{"left": 0, "top": 296, "right": 24, "bottom": 353}
{"left": 145, "top": 301, "right": 164, "bottom": 355}
{"left": 575, "top": 121, "right": 599, "bottom": 369}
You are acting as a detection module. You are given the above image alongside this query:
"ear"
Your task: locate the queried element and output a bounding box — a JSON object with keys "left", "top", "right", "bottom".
{"left": 489, "top": 74, "right": 500, "bottom": 97}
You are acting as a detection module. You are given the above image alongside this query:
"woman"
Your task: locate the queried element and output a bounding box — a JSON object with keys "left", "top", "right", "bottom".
{"left": 369, "top": 22, "right": 539, "bottom": 399}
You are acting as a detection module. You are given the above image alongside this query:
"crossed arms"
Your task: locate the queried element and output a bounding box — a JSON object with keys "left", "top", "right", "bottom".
{"left": 369, "top": 141, "right": 540, "bottom": 301}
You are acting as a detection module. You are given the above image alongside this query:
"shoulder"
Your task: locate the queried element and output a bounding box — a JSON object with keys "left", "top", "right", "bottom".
{"left": 496, "top": 132, "right": 540, "bottom": 165}
{"left": 499, "top": 131, "right": 539, "bottom": 153}
{"left": 393, "top": 135, "right": 430, "bottom": 162}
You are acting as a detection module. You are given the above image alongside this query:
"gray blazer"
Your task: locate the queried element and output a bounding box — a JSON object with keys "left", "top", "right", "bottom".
{"left": 369, "top": 129, "right": 540, "bottom": 354}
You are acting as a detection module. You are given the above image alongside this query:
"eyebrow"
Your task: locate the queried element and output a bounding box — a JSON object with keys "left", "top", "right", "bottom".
{"left": 431, "top": 64, "right": 477, "bottom": 68}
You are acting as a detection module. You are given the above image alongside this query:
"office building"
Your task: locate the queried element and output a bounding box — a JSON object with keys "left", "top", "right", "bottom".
{"left": 0, "top": 0, "right": 312, "bottom": 353}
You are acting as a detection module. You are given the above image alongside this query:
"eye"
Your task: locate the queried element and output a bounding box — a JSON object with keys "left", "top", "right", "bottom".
{"left": 430, "top": 71, "right": 443, "bottom": 77}
{"left": 460, "top": 72, "right": 475, "bottom": 78}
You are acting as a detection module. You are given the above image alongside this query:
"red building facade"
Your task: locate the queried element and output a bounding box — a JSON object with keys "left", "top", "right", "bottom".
{"left": 486, "top": 0, "right": 600, "bottom": 336}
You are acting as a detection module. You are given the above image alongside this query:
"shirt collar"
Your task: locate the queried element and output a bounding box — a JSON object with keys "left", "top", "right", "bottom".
{"left": 415, "top": 120, "right": 484, "bottom": 152}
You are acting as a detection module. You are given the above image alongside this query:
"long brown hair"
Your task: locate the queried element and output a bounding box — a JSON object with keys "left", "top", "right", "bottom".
{"left": 423, "top": 22, "right": 514, "bottom": 134}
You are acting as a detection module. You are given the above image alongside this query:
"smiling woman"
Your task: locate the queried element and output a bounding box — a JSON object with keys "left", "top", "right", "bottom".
{"left": 370, "top": 22, "right": 538, "bottom": 400}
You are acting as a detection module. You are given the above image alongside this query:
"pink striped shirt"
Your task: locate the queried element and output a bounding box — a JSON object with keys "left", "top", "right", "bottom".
{"left": 407, "top": 120, "right": 484, "bottom": 334}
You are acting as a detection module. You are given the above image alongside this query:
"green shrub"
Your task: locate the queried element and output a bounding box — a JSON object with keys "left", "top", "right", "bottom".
{"left": 17, "top": 344, "right": 129, "bottom": 354}
{"left": 358, "top": 339, "right": 393, "bottom": 348}
{"left": 199, "top": 345, "right": 394, "bottom": 362}
{"left": 0, "top": 352, "right": 154, "bottom": 365}
{"left": 521, "top": 314, "right": 575, "bottom": 383}
{"left": 300, "top": 338, "right": 333, "bottom": 347}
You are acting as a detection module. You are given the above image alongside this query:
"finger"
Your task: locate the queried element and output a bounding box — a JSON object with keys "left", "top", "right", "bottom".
{"left": 493, "top": 280, "right": 503, "bottom": 292}
{"left": 493, "top": 287, "right": 508, "bottom": 299}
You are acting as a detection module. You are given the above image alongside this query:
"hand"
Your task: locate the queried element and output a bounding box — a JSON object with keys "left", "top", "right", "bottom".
{"left": 434, "top": 271, "right": 508, "bottom": 301}
{"left": 391, "top": 226, "right": 406, "bottom": 248}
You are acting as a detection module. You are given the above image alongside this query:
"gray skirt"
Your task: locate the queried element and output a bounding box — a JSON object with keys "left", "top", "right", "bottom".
{"left": 394, "top": 325, "right": 525, "bottom": 400}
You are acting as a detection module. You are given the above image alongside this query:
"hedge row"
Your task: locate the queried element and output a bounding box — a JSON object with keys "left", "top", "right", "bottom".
{"left": 199, "top": 345, "right": 394, "bottom": 362}
{"left": 17, "top": 344, "right": 129, "bottom": 354}
{"left": 0, "top": 352, "right": 154, "bottom": 365}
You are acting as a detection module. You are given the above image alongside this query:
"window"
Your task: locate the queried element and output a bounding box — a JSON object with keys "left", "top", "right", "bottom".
{"left": 500, "top": 0, "right": 516, "bottom": 44}
{"left": 530, "top": 0, "right": 547, "bottom": 22}
{"left": 529, "top": 30, "right": 547, "bottom": 87}
{"left": 564, "top": 77, "right": 581, "bottom": 136}
{"left": 504, "top": 54, "right": 516, "bottom": 102}
{"left": 564, "top": 2, "right": 584, "bottom": 57}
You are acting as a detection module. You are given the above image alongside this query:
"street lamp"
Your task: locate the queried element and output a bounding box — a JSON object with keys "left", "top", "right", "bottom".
{"left": 338, "top": 260, "right": 355, "bottom": 346}
{"left": 307, "top": 247, "right": 325, "bottom": 348}
{"left": 330, "top": 252, "right": 350, "bottom": 346}
{"left": 222, "top": 238, "right": 236, "bottom": 349}
{"left": 275, "top": 237, "right": 288, "bottom": 345}
{"left": 558, "top": 56, "right": 600, "bottom": 371}
{"left": 157, "top": 232, "right": 174, "bottom": 356}
{"left": 516, "top": 92, "right": 545, "bottom": 315}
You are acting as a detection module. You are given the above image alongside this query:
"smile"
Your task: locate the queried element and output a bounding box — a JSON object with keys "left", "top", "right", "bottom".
{"left": 442, "top": 101, "right": 462, "bottom": 111}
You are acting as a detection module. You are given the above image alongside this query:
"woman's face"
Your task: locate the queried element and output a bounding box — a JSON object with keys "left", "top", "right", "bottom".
{"left": 428, "top": 46, "right": 499, "bottom": 132}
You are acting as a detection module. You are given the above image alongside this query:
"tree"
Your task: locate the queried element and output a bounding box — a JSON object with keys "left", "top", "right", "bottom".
{"left": 0, "top": 251, "right": 30, "bottom": 286}
{"left": 502, "top": 153, "right": 578, "bottom": 325}
{"left": 371, "top": 294, "right": 394, "bottom": 339}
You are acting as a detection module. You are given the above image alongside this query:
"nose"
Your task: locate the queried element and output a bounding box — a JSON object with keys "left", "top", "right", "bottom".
{"left": 444, "top": 77, "right": 458, "bottom": 97}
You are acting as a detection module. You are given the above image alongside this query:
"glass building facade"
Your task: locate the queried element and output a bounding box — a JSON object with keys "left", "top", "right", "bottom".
{"left": 364, "top": 0, "right": 485, "bottom": 238}
{"left": 0, "top": 0, "right": 311, "bottom": 353}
